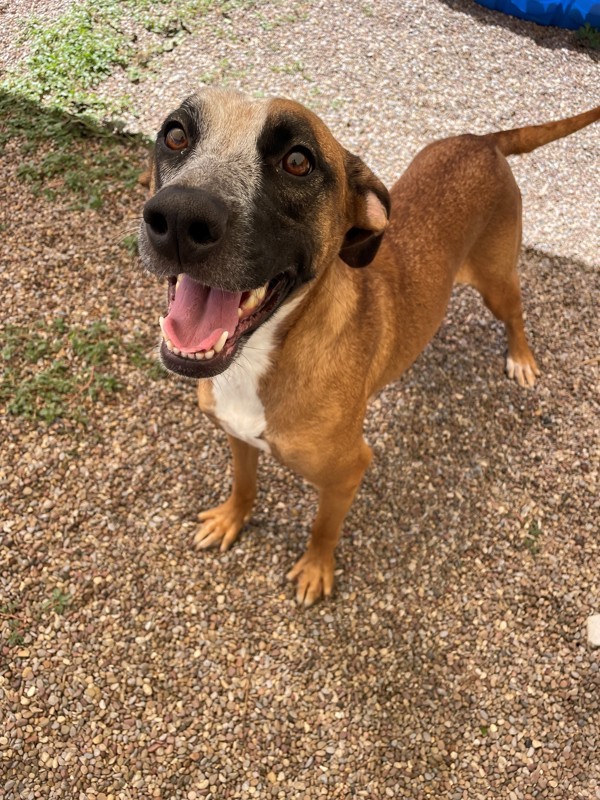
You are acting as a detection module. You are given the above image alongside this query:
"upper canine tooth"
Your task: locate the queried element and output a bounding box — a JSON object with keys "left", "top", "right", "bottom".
{"left": 159, "top": 315, "right": 165, "bottom": 335}
{"left": 255, "top": 285, "right": 267, "bottom": 301}
{"left": 214, "top": 331, "right": 228, "bottom": 354}
{"left": 241, "top": 294, "right": 259, "bottom": 311}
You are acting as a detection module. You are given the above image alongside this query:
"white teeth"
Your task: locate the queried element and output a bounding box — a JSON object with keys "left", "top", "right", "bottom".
{"left": 214, "top": 331, "right": 228, "bottom": 354}
{"left": 195, "top": 352, "right": 204, "bottom": 360}
{"left": 173, "top": 346, "right": 181, "bottom": 356}
{"left": 204, "top": 350, "right": 214, "bottom": 360}
{"left": 240, "top": 283, "right": 269, "bottom": 312}
{"left": 241, "top": 294, "right": 259, "bottom": 312}
{"left": 159, "top": 315, "right": 165, "bottom": 334}
{"left": 165, "top": 339, "right": 174, "bottom": 352}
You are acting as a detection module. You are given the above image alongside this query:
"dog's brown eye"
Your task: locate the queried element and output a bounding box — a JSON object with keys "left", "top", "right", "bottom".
{"left": 281, "top": 149, "right": 313, "bottom": 176}
{"left": 165, "top": 125, "right": 188, "bottom": 151}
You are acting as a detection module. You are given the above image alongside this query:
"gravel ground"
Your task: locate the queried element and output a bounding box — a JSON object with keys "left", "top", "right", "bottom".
{"left": 2, "top": 1, "right": 600, "bottom": 799}
{"left": 97, "top": 0, "right": 599, "bottom": 266}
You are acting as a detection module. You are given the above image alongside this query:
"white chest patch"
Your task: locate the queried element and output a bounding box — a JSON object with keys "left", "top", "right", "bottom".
{"left": 212, "top": 294, "right": 304, "bottom": 454}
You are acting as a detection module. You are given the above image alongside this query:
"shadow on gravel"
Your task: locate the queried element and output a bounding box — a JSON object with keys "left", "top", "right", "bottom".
{"left": 440, "top": 0, "right": 599, "bottom": 60}
{"left": 0, "top": 89, "right": 150, "bottom": 209}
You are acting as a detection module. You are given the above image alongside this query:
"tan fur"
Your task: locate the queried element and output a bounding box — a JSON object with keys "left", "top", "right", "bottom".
{"left": 191, "top": 100, "right": 598, "bottom": 605}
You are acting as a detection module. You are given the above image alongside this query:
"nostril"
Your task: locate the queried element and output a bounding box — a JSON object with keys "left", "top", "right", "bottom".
{"left": 189, "top": 220, "right": 218, "bottom": 245}
{"left": 145, "top": 210, "right": 168, "bottom": 236}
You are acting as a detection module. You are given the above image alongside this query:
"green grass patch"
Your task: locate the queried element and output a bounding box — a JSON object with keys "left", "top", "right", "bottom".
{"left": 0, "top": 0, "right": 258, "bottom": 206}
{"left": 576, "top": 23, "right": 600, "bottom": 49}
{"left": 0, "top": 0, "right": 278, "bottom": 210}
{"left": 1, "top": 317, "right": 163, "bottom": 426}
{"left": 4, "top": 5, "right": 129, "bottom": 114}
{"left": 1, "top": 0, "right": 214, "bottom": 117}
{"left": 270, "top": 60, "right": 313, "bottom": 81}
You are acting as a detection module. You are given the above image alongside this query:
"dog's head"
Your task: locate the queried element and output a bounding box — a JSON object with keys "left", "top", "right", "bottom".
{"left": 139, "top": 88, "right": 390, "bottom": 378}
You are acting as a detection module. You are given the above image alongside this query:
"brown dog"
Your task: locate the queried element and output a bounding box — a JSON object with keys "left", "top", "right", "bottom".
{"left": 139, "top": 89, "right": 599, "bottom": 605}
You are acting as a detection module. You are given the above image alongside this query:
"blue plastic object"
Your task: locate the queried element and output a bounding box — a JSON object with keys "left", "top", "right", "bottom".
{"left": 474, "top": 0, "right": 600, "bottom": 30}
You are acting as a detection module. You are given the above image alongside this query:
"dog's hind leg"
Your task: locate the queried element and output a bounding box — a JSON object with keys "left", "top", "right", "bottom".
{"left": 458, "top": 256, "right": 539, "bottom": 387}
{"left": 456, "top": 170, "right": 539, "bottom": 388}
{"left": 194, "top": 435, "right": 259, "bottom": 552}
{"left": 479, "top": 271, "right": 539, "bottom": 388}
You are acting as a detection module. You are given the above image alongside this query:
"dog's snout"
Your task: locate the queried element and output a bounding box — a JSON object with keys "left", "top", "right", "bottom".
{"left": 142, "top": 186, "right": 229, "bottom": 264}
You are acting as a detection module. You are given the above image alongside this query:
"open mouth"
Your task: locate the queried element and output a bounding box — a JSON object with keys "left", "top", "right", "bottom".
{"left": 158, "top": 273, "right": 290, "bottom": 378}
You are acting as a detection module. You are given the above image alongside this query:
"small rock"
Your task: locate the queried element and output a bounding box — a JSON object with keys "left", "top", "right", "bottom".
{"left": 587, "top": 614, "right": 600, "bottom": 647}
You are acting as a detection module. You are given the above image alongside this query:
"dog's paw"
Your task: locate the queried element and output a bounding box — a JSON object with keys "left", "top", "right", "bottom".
{"left": 506, "top": 352, "right": 540, "bottom": 388}
{"left": 194, "top": 498, "right": 251, "bottom": 552}
{"left": 286, "top": 551, "right": 334, "bottom": 606}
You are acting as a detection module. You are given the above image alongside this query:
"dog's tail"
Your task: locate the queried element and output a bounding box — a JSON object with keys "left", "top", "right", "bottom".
{"left": 487, "top": 105, "right": 600, "bottom": 156}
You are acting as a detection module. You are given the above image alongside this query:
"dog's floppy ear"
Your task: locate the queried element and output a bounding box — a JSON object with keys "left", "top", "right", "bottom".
{"left": 340, "top": 152, "right": 391, "bottom": 268}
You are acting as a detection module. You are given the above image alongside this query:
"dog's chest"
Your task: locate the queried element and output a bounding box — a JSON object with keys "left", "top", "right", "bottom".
{"left": 212, "top": 341, "right": 272, "bottom": 454}
{"left": 211, "top": 297, "right": 302, "bottom": 453}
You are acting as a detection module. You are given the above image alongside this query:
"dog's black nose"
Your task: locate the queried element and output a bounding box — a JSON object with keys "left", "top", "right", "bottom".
{"left": 143, "top": 186, "right": 229, "bottom": 264}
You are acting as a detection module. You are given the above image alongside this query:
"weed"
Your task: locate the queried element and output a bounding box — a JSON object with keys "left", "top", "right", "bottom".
{"left": 122, "top": 233, "right": 139, "bottom": 255}
{"left": 3, "top": 4, "right": 129, "bottom": 115}
{"left": 256, "top": 8, "right": 306, "bottom": 30}
{"left": 70, "top": 321, "right": 120, "bottom": 365}
{"left": 0, "top": 603, "right": 29, "bottom": 647}
{"left": 576, "top": 23, "right": 600, "bottom": 49}
{"left": 1, "top": 0, "right": 251, "bottom": 120}
{"left": 2, "top": 319, "right": 118, "bottom": 424}
{"left": 7, "top": 627, "right": 25, "bottom": 647}
{"left": 1, "top": 315, "right": 165, "bottom": 425}
{"left": 43, "top": 588, "right": 72, "bottom": 615}
{"left": 271, "top": 61, "right": 313, "bottom": 82}
{"left": 523, "top": 520, "right": 542, "bottom": 556}
{"left": 127, "top": 341, "right": 165, "bottom": 381}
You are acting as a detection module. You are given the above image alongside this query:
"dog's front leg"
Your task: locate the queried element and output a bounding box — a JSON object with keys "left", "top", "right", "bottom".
{"left": 194, "top": 434, "right": 259, "bottom": 552}
{"left": 287, "top": 440, "right": 372, "bottom": 606}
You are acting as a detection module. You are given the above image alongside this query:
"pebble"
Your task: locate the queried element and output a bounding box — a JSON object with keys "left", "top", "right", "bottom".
{"left": 587, "top": 615, "right": 600, "bottom": 648}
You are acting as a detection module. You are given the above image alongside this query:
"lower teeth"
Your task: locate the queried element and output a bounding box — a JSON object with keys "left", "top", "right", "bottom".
{"left": 163, "top": 340, "right": 221, "bottom": 361}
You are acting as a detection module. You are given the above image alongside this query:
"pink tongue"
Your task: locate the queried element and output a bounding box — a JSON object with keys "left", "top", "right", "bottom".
{"left": 163, "top": 275, "right": 242, "bottom": 353}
